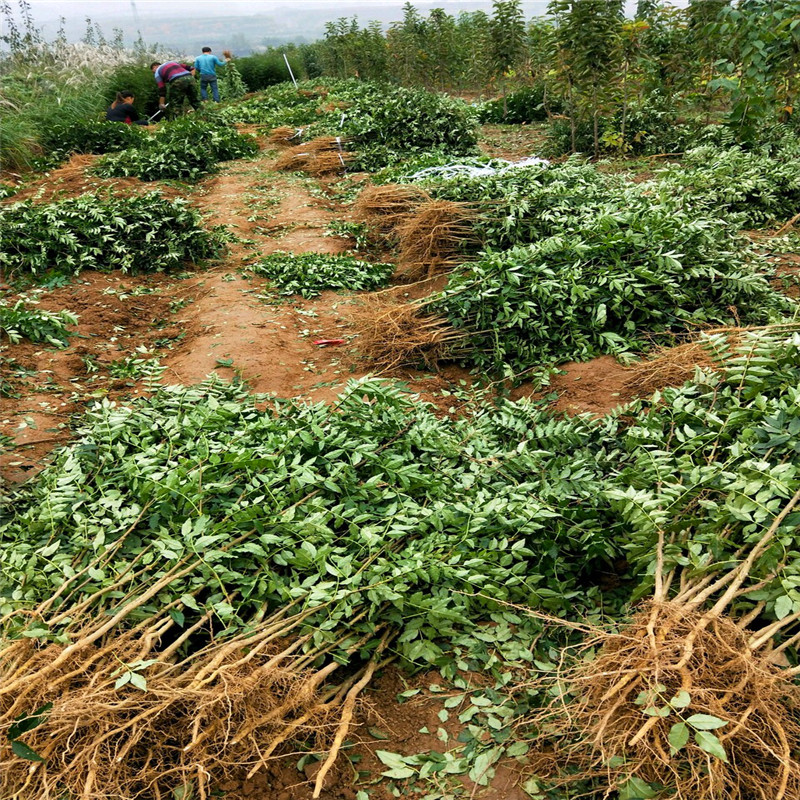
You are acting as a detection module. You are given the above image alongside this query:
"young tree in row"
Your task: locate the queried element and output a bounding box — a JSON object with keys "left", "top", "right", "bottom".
{"left": 549, "top": 0, "right": 623, "bottom": 156}
{"left": 490, "top": 0, "right": 526, "bottom": 112}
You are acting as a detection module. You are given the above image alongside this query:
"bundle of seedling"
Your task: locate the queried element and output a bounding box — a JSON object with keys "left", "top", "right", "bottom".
{"left": 95, "top": 117, "right": 259, "bottom": 182}
{"left": 247, "top": 251, "right": 393, "bottom": 298}
{"left": 353, "top": 201, "right": 792, "bottom": 375}
{"left": 401, "top": 158, "right": 623, "bottom": 250}
{"left": 354, "top": 184, "right": 479, "bottom": 279}
{"left": 522, "top": 326, "right": 800, "bottom": 800}
{"left": 0, "top": 192, "right": 225, "bottom": 279}
{"left": 273, "top": 136, "right": 352, "bottom": 175}
{"left": 253, "top": 80, "right": 478, "bottom": 172}
{"left": 659, "top": 138, "right": 800, "bottom": 227}
{"left": 0, "top": 377, "right": 629, "bottom": 798}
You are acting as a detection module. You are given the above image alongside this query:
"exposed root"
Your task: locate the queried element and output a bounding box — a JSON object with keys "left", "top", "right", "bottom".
{"left": 348, "top": 291, "right": 465, "bottom": 372}
{"left": 353, "top": 183, "right": 432, "bottom": 234}
{"left": 623, "top": 336, "right": 726, "bottom": 396}
{"left": 394, "top": 200, "right": 478, "bottom": 280}
{"left": 274, "top": 137, "right": 352, "bottom": 175}
{"left": 267, "top": 126, "right": 300, "bottom": 149}
{"left": 0, "top": 617, "right": 392, "bottom": 800}
{"left": 624, "top": 323, "right": 800, "bottom": 397}
{"left": 525, "top": 601, "right": 800, "bottom": 800}
{"left": 305, "top": 150, "right": 353, "bottom": 176}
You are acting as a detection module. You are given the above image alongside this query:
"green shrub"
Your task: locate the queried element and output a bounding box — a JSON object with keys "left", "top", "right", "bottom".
{"left": 39, "top": 116, "right": 144, "bottom": 158}
{"left": 94, "top": 118, "right": 259, "bottom": 182}
{"left": 0, "top": 192, "right": 225, "bottom": 280}
{"left": 543, "top": 102, "right": 732, "bottom": 158}
{"left": 248, "top": 251, "right": 393, "bottom": 298}
{"left": 478, "top": 85, "right": 561, "bottom": 124}
{"left": 235, "top": 49, "right": 304, "bottom": 92}
{"left": 0, "top": 300, "right": 77, "bottom": 347}
{"left": 432, "top": 204, "right": 791, "bottom": 374}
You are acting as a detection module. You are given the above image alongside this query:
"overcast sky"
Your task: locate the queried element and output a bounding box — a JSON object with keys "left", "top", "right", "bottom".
{"left": 4, "top": 1, "right": 686, "bottom": 52}
{"left": 13, "top": 0, "right": 652, "bottom": 22}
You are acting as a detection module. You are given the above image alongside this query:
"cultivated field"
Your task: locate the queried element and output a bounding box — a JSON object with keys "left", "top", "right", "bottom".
{"left": 3, "top": 4, "right": 800, "bottom": 799}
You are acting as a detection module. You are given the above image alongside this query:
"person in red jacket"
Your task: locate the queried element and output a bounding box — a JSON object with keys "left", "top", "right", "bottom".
{"left": 150, "top": 61, "right": 200, "bottom": 118}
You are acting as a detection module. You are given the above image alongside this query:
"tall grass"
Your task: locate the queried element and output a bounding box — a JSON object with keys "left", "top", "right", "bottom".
{"left": 0, "top": 10, "right": 172, "bottom": 172}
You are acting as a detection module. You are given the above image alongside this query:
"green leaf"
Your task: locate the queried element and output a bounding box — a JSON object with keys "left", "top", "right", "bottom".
{"left": 774, "top": 594, "right": 793, "bottom": 620}
{"left": 694, "top": 730, "right": 728, "bottom": 762}
{"left": 642, "top": 705, "right": 671, "bottom": 717}
{"left": 669, "top": 690, "right": 691, "bottom": 709}
{"left": 130, "top": 672, "right": 148, "bottom": 692}
{"left": 686, "top": 714, "right": 728, "bottom": 730}
{"left": 114, "top": 672, "right": 132, "bottom": 690}
{"left": 8, "top": 703, "right": 53, "bottom": 739}
{"left": 11, "top": 739, "right": 45, "bottom": 762}
{"left": 618, "top": 776, "right": 657, "bottom": 799}
{"left": 668, "top": 722, "right": 689, "bottom": 755}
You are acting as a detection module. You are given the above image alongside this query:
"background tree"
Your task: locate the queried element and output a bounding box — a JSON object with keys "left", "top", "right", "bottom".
{"left": 387, "top": 3, "right": 426, "bottom": 87}
{"left": 713, "top": 0, "right": 800, "bottom": 141}
{"left": 490, "top": 0, "right": 526, "bottom": 114}
{"left": 549, "top": 0, "right": 623, "bottom": 156}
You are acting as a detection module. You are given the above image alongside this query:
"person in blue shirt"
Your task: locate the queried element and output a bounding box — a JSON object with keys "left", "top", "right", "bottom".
{"left": 193, "top": 47, "right": 228, "bottom": 103}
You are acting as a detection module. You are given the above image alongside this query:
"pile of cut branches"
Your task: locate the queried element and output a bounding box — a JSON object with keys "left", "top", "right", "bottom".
{"left": 0, "top": 191, "right": 225, "bottom": 279}
{"left": 0, "top": 299, "right": 77, "bottom": 346}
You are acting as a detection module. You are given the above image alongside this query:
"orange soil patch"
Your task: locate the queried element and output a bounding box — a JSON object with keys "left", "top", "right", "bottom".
{"left": 1, "top": 270, "right": 194, "bottom": 483}
{"left": 512, "top": 355, "right": 635, "bottom": 417}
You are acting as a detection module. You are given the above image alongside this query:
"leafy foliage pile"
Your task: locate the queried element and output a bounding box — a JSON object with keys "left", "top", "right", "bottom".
{"left": 5, "top": 328, "right": 800, "bottom": 796}
{"left": 94, "top": 118, "right": 259, "bottom": 182}
{"left": 0, "top": 193, "right": 225, "bottom": 279}
{"left": 526, "top": 326, "right": 800, "bottom": 800}
{"left": 430, "top": 204, "right": 790, "bottom": 374}
{"left": 247, "top": 251, "right": 393, "bottom": 298}
{"left": 39, "top": 117, "right": 144, "bottom": 160}
{"left": 217, "top": 79, "right": 478, "bottom": 170}
{"left": 660, "top": 140, "right": 800, "bottom": 226}
{"left": 0, "top": 300, "right": 77, "bottom": 347}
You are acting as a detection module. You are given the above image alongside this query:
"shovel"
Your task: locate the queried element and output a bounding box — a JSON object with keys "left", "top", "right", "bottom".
{"left": 147, "top": 103, "right": 169, "bottom": 123}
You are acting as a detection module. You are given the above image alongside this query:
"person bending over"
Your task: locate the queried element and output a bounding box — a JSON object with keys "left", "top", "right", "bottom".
{"left": 150, "top": 60, "right": 200, "bottom": 118}
{"left": 106, "top": 91, "right": 147, "bottom": 124}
